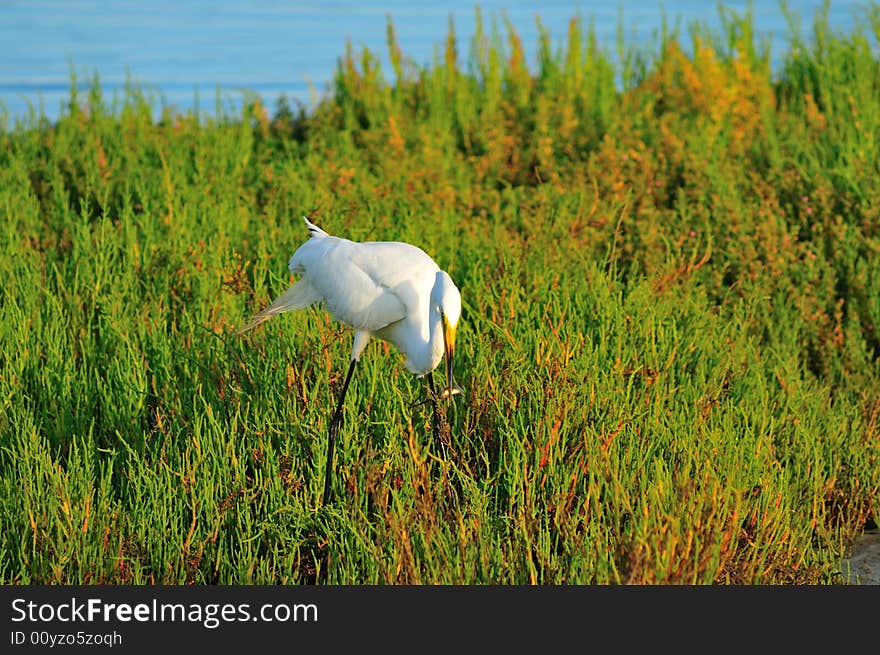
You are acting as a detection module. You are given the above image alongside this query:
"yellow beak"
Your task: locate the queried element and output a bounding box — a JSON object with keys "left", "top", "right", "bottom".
{"left": 442, "top": 318, "right": 462, "bottom": 399}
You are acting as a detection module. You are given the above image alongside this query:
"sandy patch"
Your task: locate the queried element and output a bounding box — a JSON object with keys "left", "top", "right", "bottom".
{"left": 840, "top": 530, "right": 880, "bottom": 585}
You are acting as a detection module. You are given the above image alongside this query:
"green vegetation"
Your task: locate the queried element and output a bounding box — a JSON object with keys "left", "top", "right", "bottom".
{"left": 1, "top": 3, "right": 878, "bottom": 584}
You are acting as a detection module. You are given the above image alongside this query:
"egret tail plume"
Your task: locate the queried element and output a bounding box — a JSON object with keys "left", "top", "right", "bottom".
{"left": 237, "top": 280, "right": 320, "bottom": 334}
{"left": 303, "top": 216, "right": 328, "bottom": 238}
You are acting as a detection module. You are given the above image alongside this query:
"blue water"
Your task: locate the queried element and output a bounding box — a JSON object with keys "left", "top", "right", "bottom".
{"left": 0, "top": 1, "right": 865, "bottom": 124}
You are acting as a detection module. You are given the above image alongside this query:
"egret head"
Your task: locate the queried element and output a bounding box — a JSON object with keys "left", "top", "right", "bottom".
{"left": 434, "top": 270, "right": 462, "bottom": 399}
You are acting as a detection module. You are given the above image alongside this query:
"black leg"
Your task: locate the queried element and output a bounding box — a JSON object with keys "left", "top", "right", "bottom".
{"left": 426, "top": 372, "right": 440, "bottom": 444}
{"left": 323, "top": 359, "right": 357, "bottom": 505}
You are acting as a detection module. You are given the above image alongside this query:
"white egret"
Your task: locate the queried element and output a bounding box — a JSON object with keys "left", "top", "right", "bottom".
{"left": 239, "top": 216, "right": 463, "bottom": 504}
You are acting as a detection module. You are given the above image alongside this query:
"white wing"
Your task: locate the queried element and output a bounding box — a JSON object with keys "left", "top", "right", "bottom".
{"left": 290, "top": 236, "right": 438, "bottom": 332}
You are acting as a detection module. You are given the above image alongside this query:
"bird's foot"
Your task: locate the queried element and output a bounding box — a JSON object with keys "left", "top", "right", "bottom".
{"left": 436, "top": 384, "right": 464, "bottom": 400}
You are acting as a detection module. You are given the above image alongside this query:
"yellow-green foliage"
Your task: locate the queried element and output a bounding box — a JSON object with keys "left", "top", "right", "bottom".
{"left": 0, "top": 4, "right": 878, "bottom": 584}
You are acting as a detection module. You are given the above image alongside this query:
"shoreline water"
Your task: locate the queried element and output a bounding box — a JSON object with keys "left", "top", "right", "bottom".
{"left": 1, "top": 1, "right": 865, "bottom": 125}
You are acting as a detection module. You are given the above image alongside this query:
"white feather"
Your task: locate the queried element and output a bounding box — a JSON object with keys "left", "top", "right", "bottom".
{"left": 240, "top": 216, "right": 461, "bottom": 376}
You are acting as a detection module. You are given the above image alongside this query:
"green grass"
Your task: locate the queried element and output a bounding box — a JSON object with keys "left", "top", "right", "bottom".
{"left": 1, "top": 2, "right": 879, "bottom": 584}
